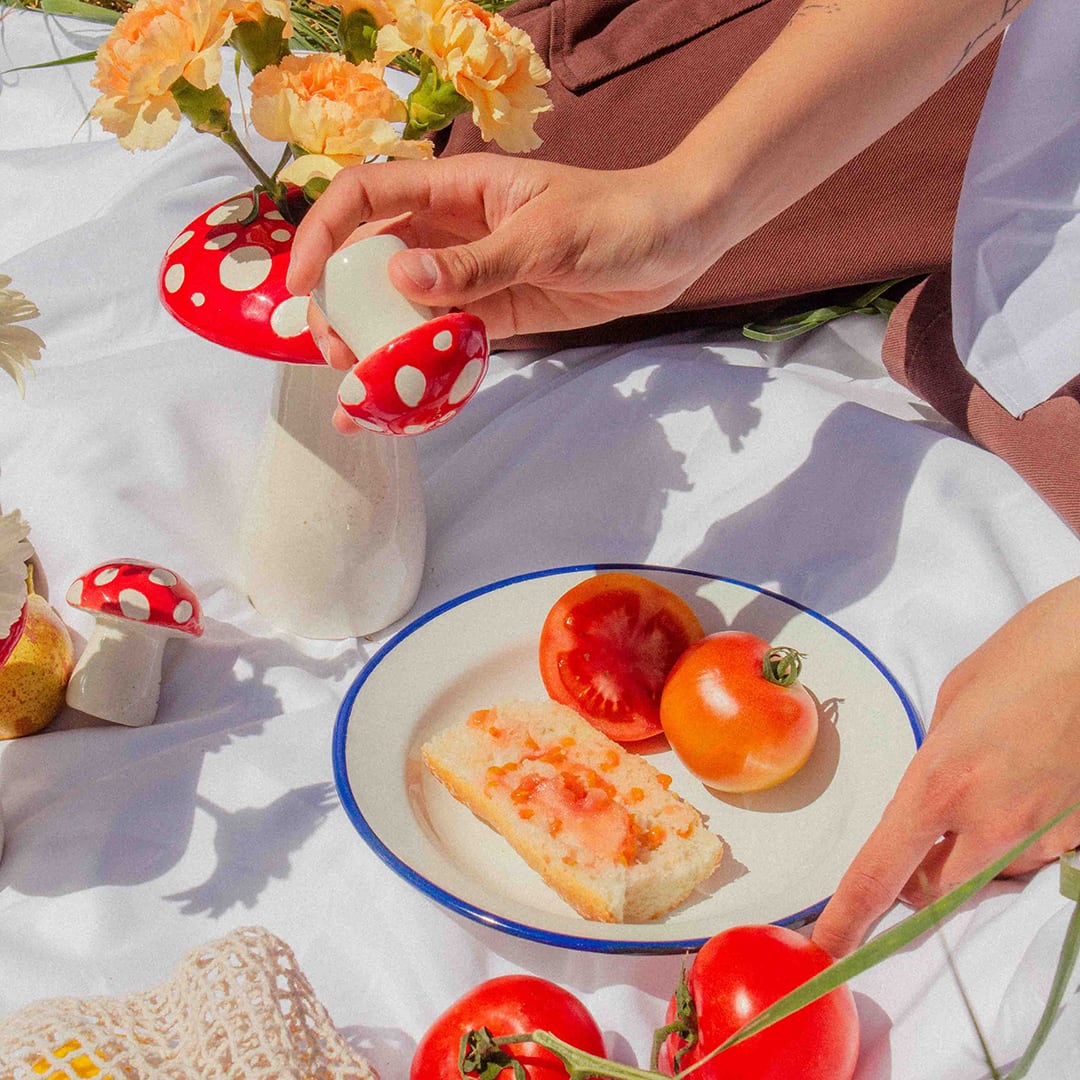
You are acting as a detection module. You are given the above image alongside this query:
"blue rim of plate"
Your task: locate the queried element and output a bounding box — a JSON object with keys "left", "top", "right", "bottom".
{"left": 333, "top": 562, "right": 924, "bottom": 954}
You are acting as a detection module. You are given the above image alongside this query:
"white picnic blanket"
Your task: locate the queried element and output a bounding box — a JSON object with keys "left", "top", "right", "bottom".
{"left": 1, "top": 11, "right": 1079, "bottom": 1078}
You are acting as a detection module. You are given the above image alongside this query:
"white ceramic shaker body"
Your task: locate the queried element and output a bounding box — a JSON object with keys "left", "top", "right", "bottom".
{"left": 239, "top": 235, "right": 429, "bottom": 639}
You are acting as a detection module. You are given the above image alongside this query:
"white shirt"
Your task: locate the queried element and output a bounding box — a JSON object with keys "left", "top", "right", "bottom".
{"left": 950, "top": 0, "right": 1080, "bottom": 418}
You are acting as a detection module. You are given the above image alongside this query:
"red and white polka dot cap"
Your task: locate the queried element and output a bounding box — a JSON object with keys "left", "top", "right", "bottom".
{"left": 66, "top": 561, "right": 203, "bottom": 637}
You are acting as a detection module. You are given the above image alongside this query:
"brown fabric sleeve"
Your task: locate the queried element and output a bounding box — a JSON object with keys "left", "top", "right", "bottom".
{"left": 882, "top": 272, "right": 1080, "bottom": 535}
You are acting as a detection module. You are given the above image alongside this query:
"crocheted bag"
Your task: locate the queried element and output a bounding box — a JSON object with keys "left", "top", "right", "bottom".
{"left": 0, "top": 926, "right": 377, "bottom": 1080}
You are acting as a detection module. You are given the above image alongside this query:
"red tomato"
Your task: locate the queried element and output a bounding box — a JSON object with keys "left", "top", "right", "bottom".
{"left": 659, "top": 925, "right": 859, "bottom": 1080}
{"left": 538, "top": 573, "right": 704, "bottom": 742}
{"left": 659, "top": 630, "right": 818, "bottom": 792}
{"left": 409, "top": 974, "right": 606, "bottom": 1080}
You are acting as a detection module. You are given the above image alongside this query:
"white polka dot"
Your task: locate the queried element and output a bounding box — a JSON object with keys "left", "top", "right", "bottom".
{"left": 219, "top": 246, "right": 272, "bottom": 292}
{"left": 119, "top": 588, "right": 151, "bottom": 621}
{"left": 173, "top": 600, "right": 194, "bottom": 624}
{"left": 270, "top": 295, "right": 309, "bottom": 338}
{"left": 338, "top": 372, "right": 367, "bottom": 407}
{"left": 265, "top": 210, "right": 284, "bottom": 220}
{"left": 164, "top": 264, "right": 185, "bottom": 294}
{"left": 395, "top": 365, "right": 427, "bottom": 408}
{"left": 93, "top": 567, "right": 119, "bottom": 587}
{"left": 191, "top": 293, "right": 206, "bottom": 307}
{"left": 205, "top": 231, "right": 237, "bottom": 251}
{"left": 402, "top": 423, "right": 431, "bottom": 435}
{"left": 167, "top": 230, "right": 194, "bottom": 256}
{"left": 270, "top": 229, "right": 292, "bottom": 243}
{"left": 66, "top": 580, "right": 84, "bottom": 606}
{"left": 149, "top": 568, "right": 178, "bottom": 587}
{"left": 448, "top": 357, "right": 484, "bottom": 405}
{"left": 432, "top": 329, "right": 453, "bottom": 351}
{"left": 206, "top": 197, "right": 253, "bottom": 226}
{"left": 351, "top": 417, "right": 386, "bottom": 433}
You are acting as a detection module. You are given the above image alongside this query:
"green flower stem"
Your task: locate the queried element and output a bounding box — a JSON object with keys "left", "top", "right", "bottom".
{"left": 217, "top": 127, "right": 279, "bottom": 194}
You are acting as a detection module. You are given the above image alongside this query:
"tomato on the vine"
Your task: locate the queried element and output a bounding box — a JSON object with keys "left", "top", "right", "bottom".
{"left": 539, "top": 572, "right": 704, "bottom": 742}
{"left": 409, "top": 974, "right": 606, "bottom": 1080}
{"left": 659, "top": 630, "right": 818, "bottom": 792}
{"left": 659, "top": 925, "right": 859, "bottom": 1080}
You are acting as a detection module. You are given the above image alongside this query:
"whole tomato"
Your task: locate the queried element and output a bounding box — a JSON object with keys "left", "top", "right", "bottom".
{"left": 659, "top": 630, "right": 818, "bottom": 792}
{"left": 539, "top": 572, "right": 704, "bottom": 742}
{"left": 659, "top": 925, "right": 859, "bottom": 1080}
{"left": 409, "top": 974, "right": 606, "bottom": 1080}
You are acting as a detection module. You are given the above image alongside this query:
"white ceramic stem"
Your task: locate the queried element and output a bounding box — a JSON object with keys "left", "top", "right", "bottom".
{"left": 240, "top": 236, "right": 430, "bottom": 639}
{"left": 65, "top": 618, "right": 169, "bottom": 727}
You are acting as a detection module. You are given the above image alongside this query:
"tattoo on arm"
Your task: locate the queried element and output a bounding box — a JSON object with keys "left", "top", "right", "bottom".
{"left": 951, "top": 0, "right": 1027, "bottom": 76}
{"left": 788, "top": 3, "right": 841, "bottom": 24}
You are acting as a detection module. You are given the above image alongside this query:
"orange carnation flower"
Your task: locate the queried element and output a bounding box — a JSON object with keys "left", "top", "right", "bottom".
{"left": 250, "top": 53, "right": 433, "bottom": 174}
{"left": 90, "top": 0, "right": 235, "bottom": 150}
{"left": 377, "top": 0, "right": 551, "bottom": 152}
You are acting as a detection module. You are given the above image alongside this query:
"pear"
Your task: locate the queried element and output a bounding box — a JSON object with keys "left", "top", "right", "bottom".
{"left": 0, "top": 583, "right": 75, "bottom": 740}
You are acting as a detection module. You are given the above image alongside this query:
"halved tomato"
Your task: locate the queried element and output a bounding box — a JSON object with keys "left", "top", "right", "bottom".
{"left": 538, "top": 572, "right": 704, "bottom": 742}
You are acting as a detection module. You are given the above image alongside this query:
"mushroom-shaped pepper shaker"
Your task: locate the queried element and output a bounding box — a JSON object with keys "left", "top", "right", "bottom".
{"left": 311, "top": 236, "right": 489, "bottom": 437}
{"left": 65, "top": 561, "right": 203, "bottom": 727}
{"left": 335, "top": 311, "right": 489, "bottom": 436}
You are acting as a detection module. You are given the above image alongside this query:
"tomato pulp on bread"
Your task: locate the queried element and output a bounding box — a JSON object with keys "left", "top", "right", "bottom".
{"left": 538, "top": 572, "right": 704, "bottom": 742}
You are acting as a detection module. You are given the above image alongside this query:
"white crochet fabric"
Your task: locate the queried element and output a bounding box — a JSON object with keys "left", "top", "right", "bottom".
{"left": 0, "top": 926, "right": 378, "bottom": 1080}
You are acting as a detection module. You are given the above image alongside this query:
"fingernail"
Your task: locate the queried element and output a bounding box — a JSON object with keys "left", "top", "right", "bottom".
{"left": 314, "top": 333, "right": 333, "bottom": 363}
{"left": 397, "top": 251, "right": 439, "bottom": 291}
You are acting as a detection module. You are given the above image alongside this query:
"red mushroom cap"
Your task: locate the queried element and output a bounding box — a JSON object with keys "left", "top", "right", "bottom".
{"left": 66, "top": 561, "right": 203, "bottom": 637}
{"left": 336, "top": 311, "right": 489, "bottom": 436}
{"left": 158, "top": 190, "right": 321, "bottom": 364}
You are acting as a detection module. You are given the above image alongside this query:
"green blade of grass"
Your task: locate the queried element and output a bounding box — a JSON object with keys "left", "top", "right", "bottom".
{"left": 1003, "top": 861, "right": 1080, "bottom": 1079}
{"left": 675, "top": 801, "right": 1080, "bottom": 1078}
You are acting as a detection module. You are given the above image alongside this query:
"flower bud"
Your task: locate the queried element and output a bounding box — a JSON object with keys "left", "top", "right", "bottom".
{"left": 339, "top": 8, "right": 380, "bottom": 64}
{"left": 170, "top": 77, "right": 233, "bottom": 137}
{"left": 230, "top": 16, "right": 290, "bottom": 74}
{"left": 403, "top": 56, "right": 470, "bottom": 139}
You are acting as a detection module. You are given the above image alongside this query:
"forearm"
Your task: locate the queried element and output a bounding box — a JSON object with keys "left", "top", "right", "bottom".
{"left": 655, "top": 0, "right": 1032, "bottom": 263}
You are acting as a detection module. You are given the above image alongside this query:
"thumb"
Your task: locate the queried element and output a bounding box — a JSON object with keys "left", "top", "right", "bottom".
{"left": 389, "top": 231, "right": 525, "bottom": 309}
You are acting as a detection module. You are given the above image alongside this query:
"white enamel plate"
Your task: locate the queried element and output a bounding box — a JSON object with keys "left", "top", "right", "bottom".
{"left": 333, "top": 564, "right": 923, "bottom": 954}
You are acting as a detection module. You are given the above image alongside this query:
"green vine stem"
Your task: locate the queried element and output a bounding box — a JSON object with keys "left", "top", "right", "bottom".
{"left": 458, "top": 803, "right": 1080, "bottom": 1080}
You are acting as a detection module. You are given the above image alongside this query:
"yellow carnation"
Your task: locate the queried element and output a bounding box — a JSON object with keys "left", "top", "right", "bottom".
{"left": 90, "top": 0, "right": 235, "bottom": 150}
{"left": 377, "top": 0, "right": 551, "bottom": 152}
{"left": 250, "top": 54, "right": 434, "bottom": 164}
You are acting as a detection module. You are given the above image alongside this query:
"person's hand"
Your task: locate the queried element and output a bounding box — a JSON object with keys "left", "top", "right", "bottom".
{"left": 286, "top": 152, "right": 721, "bottom": 349}
{"left": 812, "top": 575, "right": 1080, "bottom": 958}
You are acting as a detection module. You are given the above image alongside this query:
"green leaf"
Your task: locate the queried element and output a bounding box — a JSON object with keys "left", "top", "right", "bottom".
{"left": 741, "top": 276, "right": 917, "bottom": 342}
{"left": 40, "top": 0, "right": 121, "bottom": 21}
{"left": 1, "top": 47, "right": 98, "bottom": 72}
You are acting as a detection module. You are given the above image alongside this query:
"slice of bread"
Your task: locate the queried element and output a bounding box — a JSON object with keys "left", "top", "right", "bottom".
{"left": 421, "top": 698, "right": 725, "bottom": 923}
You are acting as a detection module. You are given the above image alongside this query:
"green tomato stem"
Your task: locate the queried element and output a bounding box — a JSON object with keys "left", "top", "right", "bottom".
{"left": 491, "top": 1032, "right": 666, "bottom": 1080}
{"left": 762, "top": 646, "right": 804, "bottom": 686}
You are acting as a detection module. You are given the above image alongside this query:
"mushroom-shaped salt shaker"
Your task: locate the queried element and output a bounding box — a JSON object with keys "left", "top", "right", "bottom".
{"left": 158, "top": 194, "right": 426, "bottom": 640}
{"left": 65, "top": 561, "right": 203, "bottom": 727}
